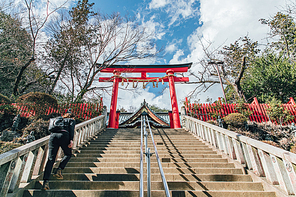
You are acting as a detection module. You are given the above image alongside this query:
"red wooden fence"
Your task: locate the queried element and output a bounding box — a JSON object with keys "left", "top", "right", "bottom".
{"left": 3, "top": 98, "right": 104, "bottom": 120}
{"left": 184, "top": 97, "right": 296, "bottom": 125}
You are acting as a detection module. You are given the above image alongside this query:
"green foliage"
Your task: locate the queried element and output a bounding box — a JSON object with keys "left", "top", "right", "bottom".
{"left": 260, "top": 12, "right": 296, "bottom": 58}
{"left": 0, "top": 11, "right": 33, "bottom": 96}
{"left": 224, "top": 85, "right": 240, "bottom": 104}
{"left": 16, "top": 92, "right": 58, "bottom": 117}
{"left": 235, "top": 99, "right": 252, "bottom": 117}
{"left": 0, "top": 110, "right": 16, "bottom": 133}
{"left": 22, "top": 119, "right": 50, "bottom": 140}
{"left": 206, "top": 120, "right": 217, "bottom": 125}
{"left": 191, "top": 103, "right": 202, "bottom": 118}
{"left": 17, "top": 92, "right": 57, "bottom": 105}
{"left": 220, "top": 36, "right": 259, "bottom": 76}
{"left": 0, "top": 11, "right": 49, "bottom": 96}
{"left": 0, "top": 104, "right": 17, "bottom": 115}
{"left": 261, "top": 140, "right": 280, "bottom": 148}
{"left": 119, "top": 107, "right": 127, "bottom": 113}
{"left": 148, "top": 104, "right": 168, "bottom": 113}
{"left": 218, "top": 36, "right": 260, "bottom": 101}
{"left": 0, "top": 141, "right": 21, "bottom": 154}
{"left": 0, "top": 93, "right": 11, "bottom": 104}
{"left": 266, "top": 97, "right": 293, "bottom": 126}
{"left": 290, "top": 144, "right": 296, "bottom": 154}
{"left": 242, "top": 52, "right": 296, "bottom": 103}
{"left": 208, "top": 101, "right": 223, "bottom": 119}
{"left": 45, "top": 0, "right": 98, "bottom": 97}
{"left": 223, "top": 113, "right": 247, "bottom": 127}
{"left": 70, "top": 0, "right": 97, "bottom": 26}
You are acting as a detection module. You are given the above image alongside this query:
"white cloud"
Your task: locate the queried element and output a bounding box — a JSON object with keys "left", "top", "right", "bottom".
{"left": 166, "top": 0, "right": 287, "bottom": 105}
{"left": 149, "top": 0, "right": 199, "bottom": 26}
{"left": 103, "top": 85, "right": 173, "bottom": 112}
{"left": 167, "top": 0, "right": 199, "bottom": 26}
{"left": 169, "top": 49, "right": 184, "bottom": 64}
{"left": 194, "top": 0, "right": 285, "bottom": 56}
{"left": 149, "top": 0, "right": 169, "bottom": 9}
{"left": 165, "top": 39, "right": 183, "bottom": 53}
{"left": 165, "top": 43, "right": 177, "bottom": 53}
{"left": 96, "top": 0, "right": 289, "bottom": 112}
{"left": 141, "top": 15, "right": 166, "bottom": 40}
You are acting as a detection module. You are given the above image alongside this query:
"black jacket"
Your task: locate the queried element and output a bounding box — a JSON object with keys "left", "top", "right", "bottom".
{"left": 63, "top": 118, "right": 76, "bottom": 141}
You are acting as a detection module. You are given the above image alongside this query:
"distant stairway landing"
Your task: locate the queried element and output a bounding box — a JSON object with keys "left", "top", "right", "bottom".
{"left": 23, "top": 128, "right": 276, "bottom": 197}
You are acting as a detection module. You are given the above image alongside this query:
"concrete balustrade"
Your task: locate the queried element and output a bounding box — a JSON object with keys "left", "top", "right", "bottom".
{"left": 0, "top": 115, "right": 106, "bottom": 197}
{"left": 182, "top": 115, "right": 296, "bottom": 196}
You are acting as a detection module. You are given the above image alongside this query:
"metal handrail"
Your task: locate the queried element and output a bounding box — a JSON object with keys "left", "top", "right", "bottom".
{"left": 139, "top": 116, "right": 144, "bottom": 197}
{"left": 145, "top": 116, "right": 171, "bottom": 197}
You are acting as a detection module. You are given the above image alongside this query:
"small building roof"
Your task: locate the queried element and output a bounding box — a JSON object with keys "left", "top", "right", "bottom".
{"left": 119, "top": 100, "right": 170, "bottom": 128}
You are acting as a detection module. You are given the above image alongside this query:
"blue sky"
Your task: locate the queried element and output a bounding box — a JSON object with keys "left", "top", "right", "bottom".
{"left": 91, "top": 0, "right": 200, "bottom": 67}
{"left": 15, "top": 0, "right": 286, "bottom": 111}
{"left": 90, "top": 0, "right": 201, "bottom": 101}
{"left": 86, "top": 0, "right": 287, "bottom": 111}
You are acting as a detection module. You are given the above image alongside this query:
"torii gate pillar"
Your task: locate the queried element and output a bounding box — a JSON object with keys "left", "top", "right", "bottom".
{"left": 108, "top": 71, "right": 120, "bottom": 128}
{"left": 167, "top": 69, "right": 181, "bottom": 128}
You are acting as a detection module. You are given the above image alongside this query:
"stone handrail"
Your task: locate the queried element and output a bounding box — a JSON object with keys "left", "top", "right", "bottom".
{"left": 182, "top": 115, "right": 296, "bottom": 195}
{"left": 0, "top": 115, "right": 106, "bottom": 197}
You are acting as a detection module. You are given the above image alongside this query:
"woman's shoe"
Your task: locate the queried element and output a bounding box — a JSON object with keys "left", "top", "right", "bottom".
{"left": 41, "top": 180, "right": 50, "bottom": 190}
{"left": 53, "top": 168, "right": 63, "bottom": 179}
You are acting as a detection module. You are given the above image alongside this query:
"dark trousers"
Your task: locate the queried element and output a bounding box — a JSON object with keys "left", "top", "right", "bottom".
{"left": 43, "top": 132, "right": 72, "bottom": 180}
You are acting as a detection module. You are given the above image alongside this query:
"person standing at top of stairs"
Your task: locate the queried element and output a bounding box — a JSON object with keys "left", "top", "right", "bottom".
{"left": 41, "top": 109, "right": 76, "bottom": 190}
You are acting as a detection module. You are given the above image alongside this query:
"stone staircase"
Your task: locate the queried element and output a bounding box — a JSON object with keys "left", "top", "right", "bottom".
{"left": 23, "top": 128, "right": 276, "bottom": 197}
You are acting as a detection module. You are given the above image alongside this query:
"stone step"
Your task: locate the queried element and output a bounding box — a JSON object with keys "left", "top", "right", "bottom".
{"left": 82, "top": 145, "right": 207, "bottom": 149}
{"left": 83, "top": 144, "right": 207, "bottom": 149}
{"left": 23, "top": 190, "right": 276, "bottom": 197}
{"left": 32, "top": 180, "right": 264, "bottom": 191}
{"left": 92, "top": 137, "right": 202, "bottom": 141}
{"left": 79, "top": 148, "right": 191, "bottom": 151}
{"left": 69, "top": 157, "right": 228, "bottom": 163}
{"left": 87, "top": 142, "right": 205, "bottom": 146}
{"left": 75, "top": 153, "right": 223, "bottom": 158}
{"left": 20, "top": 127, "right": 276, "bottom": 197}
{"left": 76, "top": 150, "right": 216, "bottom": 155}
{"left": 50, "top": 173, "right": 252, "bottom": 182}
{"left": 66, "top": 162, "right": 235, "bottom": 168}
{"left": 62, "top": 167, "right": 243, "bottom": 174}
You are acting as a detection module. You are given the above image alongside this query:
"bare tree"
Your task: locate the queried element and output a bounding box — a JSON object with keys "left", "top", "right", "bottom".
{"left": 74, "top": 13, "right": 158, "bottom": 102}
{"left": 187, "top": 36, "right": 259, "bottom": 103}
{"left": 11, "top": 0, "right": 68, "bottom": 96}
{"left": 45, "top": 0, "right": 159, "bottom": 102}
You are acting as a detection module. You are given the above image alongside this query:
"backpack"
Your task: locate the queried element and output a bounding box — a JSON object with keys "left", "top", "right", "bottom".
{"left": 48, "top": 116, "right": 65, "bottom": 132}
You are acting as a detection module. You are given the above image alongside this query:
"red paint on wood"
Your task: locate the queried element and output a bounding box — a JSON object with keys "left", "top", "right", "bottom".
{"left": 99, "top": 76, "right": 189, "bottom": 83}
{"left": 167, "top": 70, "right": 181, "bottom": 128}
{"left": 168, "top": 111, "right": 174, "bottom": 128}
{"left": 108, "top": 72, "right": 120, "bottom": 128}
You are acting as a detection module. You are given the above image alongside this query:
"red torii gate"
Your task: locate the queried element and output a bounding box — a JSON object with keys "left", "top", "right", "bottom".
{"left": 99, "top": 63, "right": 192, "bottom": 129}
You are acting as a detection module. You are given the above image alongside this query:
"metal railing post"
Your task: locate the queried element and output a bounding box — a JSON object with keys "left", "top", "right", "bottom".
{"left": 146, "top": 116, "right": 171, "bottom": 197}
{"left": 147, "top": 147, "right": 151, "bottom": 197}
{"left": 140, "top": 116, "right": 144, "bottom": 197}
{"left": 139, "top": 116, "right": 170, "bottom": 197}
{"left": 144, "top": 116, "right": 148, "bottom": 161}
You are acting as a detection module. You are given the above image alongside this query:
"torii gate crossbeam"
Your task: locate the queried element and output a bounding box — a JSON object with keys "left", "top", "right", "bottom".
{"left": 98, "top": 63, "right": 192, "bottom": 129}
